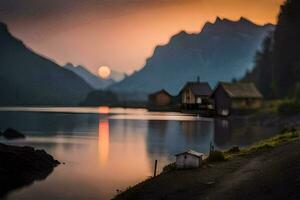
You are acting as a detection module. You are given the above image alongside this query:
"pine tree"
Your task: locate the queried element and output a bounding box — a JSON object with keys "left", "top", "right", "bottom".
{"left": 242, "top": 0, "right": 300, "bottom": 99}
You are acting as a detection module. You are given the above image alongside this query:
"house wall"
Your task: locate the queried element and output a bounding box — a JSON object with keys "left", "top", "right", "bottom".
{"left": 149, "top": 92, "right": 172, "bottom": 106}
{"left": 231, "top": 98, "right": 262, "bottom": 109}
{"left": 181, "top": 89, "right": 211, "bottom": 109}
{"left": 181, "top": 88, "right": 196, "bottom": 104}
{"left": 213, "top": 86, "right": 231, "bottom": 116}
{"left": 176, "top": 154, "right": 202, "bottom": 169}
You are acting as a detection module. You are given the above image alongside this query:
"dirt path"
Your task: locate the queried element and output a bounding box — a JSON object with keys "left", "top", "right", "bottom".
{"left": 114, "top": 140, "right": 300, "bottom": 200}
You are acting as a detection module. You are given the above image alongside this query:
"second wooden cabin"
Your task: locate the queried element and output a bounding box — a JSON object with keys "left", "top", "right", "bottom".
{"left": 212, "top": 82, "right": 263, "bottom": 116}
{"left": 180, "top": 78, "right": 213, "bottom": 110}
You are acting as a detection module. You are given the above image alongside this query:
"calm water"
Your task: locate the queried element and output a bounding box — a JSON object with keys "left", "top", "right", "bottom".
{"left": 0, "top": 107, "right": 279, "bottom": 200}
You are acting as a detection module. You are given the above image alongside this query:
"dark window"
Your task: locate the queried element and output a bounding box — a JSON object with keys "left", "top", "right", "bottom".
{"left": 246, "top": 99, "right": 253, "bottom": 106}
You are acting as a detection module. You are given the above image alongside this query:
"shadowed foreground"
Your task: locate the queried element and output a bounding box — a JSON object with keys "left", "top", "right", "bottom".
{"left": 0, "top": 143, "right": 60, "bottom": 198}
{"left": 114, "top": 140, "right": 300, "bottom": 200}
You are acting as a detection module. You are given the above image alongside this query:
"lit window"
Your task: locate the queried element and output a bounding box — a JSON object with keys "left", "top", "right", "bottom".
{"left": 197, "top": 97, "right": 202, "bottom": 104}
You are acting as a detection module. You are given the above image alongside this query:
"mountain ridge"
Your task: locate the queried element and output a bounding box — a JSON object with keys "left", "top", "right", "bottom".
{"left": 110, "top": 17, "right": 274, "bottom": 95}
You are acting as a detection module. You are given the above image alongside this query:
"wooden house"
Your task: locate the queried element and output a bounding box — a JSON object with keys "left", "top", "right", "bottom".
{"left": 148, "top": 89, "right": 173, "bottom": 107}
{"left": 180, "top": 81, "right": 213, "bottom": 109}
{"left": 212, "top": 82, "right": 263, "bottom": 116}
{"left": 175, "top": 150, "right": 205, "bottom": 169}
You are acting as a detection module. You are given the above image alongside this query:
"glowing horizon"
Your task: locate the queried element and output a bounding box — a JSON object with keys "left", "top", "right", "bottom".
{"left": 0, "top": 0, "right": 285, "bottom": 75}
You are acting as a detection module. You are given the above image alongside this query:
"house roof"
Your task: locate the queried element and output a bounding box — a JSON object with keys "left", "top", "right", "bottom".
{"left": 217, "top": 82, "right": 263, "bottom": 99}
{"left": 149, "top": 89, "right": 172, "bottom": 98}
{"left": 175, "top": 150, "right": 205, "bottom": 158}
{"left": 180, "top": 82, "right": 212, "bottom": 96}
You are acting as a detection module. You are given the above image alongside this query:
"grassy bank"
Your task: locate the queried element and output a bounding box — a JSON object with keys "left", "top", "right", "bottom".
{"left": 223, "top": 128, "right": 300, "bottom": 159}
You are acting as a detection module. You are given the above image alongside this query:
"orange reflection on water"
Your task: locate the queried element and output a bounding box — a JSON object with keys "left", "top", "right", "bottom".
{"left": 98, "top": 106, "right": 110, "bottom": 114}
{"left": 98, "top": 120, "right": 110, "bottom": 165}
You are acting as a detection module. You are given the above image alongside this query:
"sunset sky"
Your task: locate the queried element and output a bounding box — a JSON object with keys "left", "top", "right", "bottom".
{"left": 0, "top": 0, "right": 284, "bottom": 75}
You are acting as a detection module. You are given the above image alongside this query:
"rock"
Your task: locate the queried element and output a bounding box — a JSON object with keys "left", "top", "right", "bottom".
{"left": 2, "top": 128, "right": 26, "bottom": 140}
{"left": 0, "top": 143, "right": 60, "bottom": 197}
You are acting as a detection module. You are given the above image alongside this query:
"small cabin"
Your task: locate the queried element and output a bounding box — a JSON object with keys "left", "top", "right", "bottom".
{"left": 175, "top": 150, "right": 205, "bottom": 169}
{"left": 180, "top": 80, "right": 213, "bottom": 109}
{"left": 148, "top": 89, "right": 173, "bottom": 107}
{"left": 212, "top": 82, "right": 263, "bottom": 116}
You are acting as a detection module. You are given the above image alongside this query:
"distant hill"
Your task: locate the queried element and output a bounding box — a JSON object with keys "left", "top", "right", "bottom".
{"left": 63, "top": 63, "right": 117, "bottom": 89}
{"left": 110, "top": 17, "right": 274, "bottom": 95}
{"left": 0, "top": 22, "right": 92, "bottom": 106}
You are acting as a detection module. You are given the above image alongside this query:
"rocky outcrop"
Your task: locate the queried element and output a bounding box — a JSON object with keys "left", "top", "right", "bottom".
{"left": 1, "top": 128, "right": 25, "bottom": 140}
{"left": 0, "top": 143, "right": 60, "bottom": 198}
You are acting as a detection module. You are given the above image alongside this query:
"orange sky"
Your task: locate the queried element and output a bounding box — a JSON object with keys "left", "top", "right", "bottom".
{"left": 1, "top": 0, "right": 284, "bottom": 75}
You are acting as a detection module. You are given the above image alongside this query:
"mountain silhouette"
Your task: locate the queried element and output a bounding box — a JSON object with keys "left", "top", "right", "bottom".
{"left": 110, "top": 17, "right": 274, "bottom": 95}
{"left": 0, "top": 22, "right": 92, "bottom": 105}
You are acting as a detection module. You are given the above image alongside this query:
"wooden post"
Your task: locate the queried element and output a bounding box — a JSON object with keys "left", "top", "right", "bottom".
{"left": 209, "top": 141, "right": 214, "bottom": 155}
{"left": 153, "top": 160, "right": 158, "bottom": 177}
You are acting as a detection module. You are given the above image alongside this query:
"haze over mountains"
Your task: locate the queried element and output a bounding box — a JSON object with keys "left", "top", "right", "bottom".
{"left": 111, "top": 17, "right": 274, "bottom": 95}
{"left": 0, "top": 22, "right": 92, "bottom": 105}
{"left": 63, "top": 63, "right": 124, "bottom": 90}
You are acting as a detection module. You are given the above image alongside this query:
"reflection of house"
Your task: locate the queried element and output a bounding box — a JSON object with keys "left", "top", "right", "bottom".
{"left": 148, "top": 90, "right": 172, "bottom": 107}
{"left": 214, "top": 119, "right": 231, "bottom": 147}
{"left": 212, "top": 82, "right": 263, "bottom": 116}
{"left": 180, "top": 80, "right": 213, "bottom": 109}
{"left": 175, "top": 150, "right": 204, "bottom": 169}
{"left": 179, "top": 120, "right": 213, "bottom": 145}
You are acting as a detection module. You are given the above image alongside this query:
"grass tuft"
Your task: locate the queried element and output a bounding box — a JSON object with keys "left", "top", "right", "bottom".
{"left": 226, "top": 130, "right": 300, "bottom": 157}
{"left": 206, "top": 150, "right": 226, "bottom": 162}
{"left": 163, "top": 162, "right": 176, "bottom": 173}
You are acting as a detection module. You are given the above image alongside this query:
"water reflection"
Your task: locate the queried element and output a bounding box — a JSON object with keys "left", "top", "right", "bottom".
{"left": 98, "top": 119, "right": 110, "bottom": 165}
{"left": 180, "top": 121, "right": 213, "bottom": 149}
{"left": 213, "top": 118, "right": 279, "bottom": 149}
{"left": 0, "top": 107, "right": 282, "bottom": 200}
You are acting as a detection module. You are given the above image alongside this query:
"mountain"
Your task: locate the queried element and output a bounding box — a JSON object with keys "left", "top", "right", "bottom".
{"left": 63, "top": 63, "right": 116, "bottom": 89}
{"left": 110, "top": 17, "right": 274, "bottom": 95}
{"left": 0, "top": 22, "right": 92, "bottom": 106}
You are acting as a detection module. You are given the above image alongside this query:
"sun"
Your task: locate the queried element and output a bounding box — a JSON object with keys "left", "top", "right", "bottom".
{"left": 98, "top": 66, "right": 111, "bottom": 79}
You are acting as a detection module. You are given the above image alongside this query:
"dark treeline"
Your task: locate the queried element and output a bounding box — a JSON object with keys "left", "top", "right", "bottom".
{"left": 80, "top": 90, "right": 119, "bottom": 106}
{"left": 243, "top": 0, "right": 300, "bottom": 99}
{"left": 80, "top": 90, "right": 147, "bottom": 108}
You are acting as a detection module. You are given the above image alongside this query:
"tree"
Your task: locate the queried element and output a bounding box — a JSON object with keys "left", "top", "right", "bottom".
{"left": 241, "top": 0, "right": 300, "bottom": 99}
{"left": 272, "top": 0, "right": 300, "bottom": 98}
{"left": 241, "top": 34, "right": 274, "bottom": 98}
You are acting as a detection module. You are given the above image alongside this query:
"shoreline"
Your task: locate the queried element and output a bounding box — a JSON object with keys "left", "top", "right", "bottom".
{"left": 113, "top": 131, "right": 300, "bottom": 200}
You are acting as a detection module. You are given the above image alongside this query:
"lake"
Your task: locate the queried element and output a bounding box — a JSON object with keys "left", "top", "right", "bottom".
{"left": 0, "top": 107, "right": 279, "bottom": 200}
